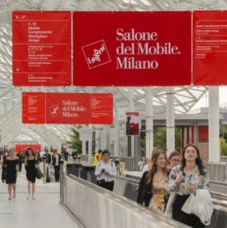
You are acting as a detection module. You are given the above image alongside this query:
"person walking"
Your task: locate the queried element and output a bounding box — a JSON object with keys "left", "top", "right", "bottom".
{"left": 16, "top": 151, "right": 23, "bottom": 172}
{"left": 95, "top": 150, "right": 117, "bottom": 191}
{"left": 167, "top": 151, "right": 181, "bottom": 172}
{"left": 166, "top": 144, "right": 210, "bottom": 228}
{"left": 137, "top": 150, "right": 169, "bottom": 213}
{"left": 52, "top": 149, "right": 61, "bottom": 182}
{"left": 4, "top": 148, "right": 19, "bottom": 200}
{"left": 25, "top": 148, "right": 38, "bottom": 200}
{"left": 93, "top": 150, "right": 102, "bottom": 166}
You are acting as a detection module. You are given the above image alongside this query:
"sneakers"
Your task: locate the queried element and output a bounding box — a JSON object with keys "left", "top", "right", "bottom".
{"left": 8, "top": 196, "right": 12, "bottom": 200}
{"left": 27, "top": 195, "right": 31, "bottom": 200}
{"left": 13, "top": 193, "right": 16, "bottom": 199}
{"left": 32, "top": 195, "right": 35, "bottom": 200}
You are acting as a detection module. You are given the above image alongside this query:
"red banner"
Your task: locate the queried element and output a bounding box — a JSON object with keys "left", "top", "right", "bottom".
{"left": 126, "top": 112, "right": 139, "bottom": 135}
{"left": 193, "top": 11, "right": 227, "bottom": 85}
{"left": 91, "top": 93, "right": 113, "bottom": 124}
{"left": 15, "top": 144, "right": 41, "bottom": 152}
{"left": 13, "top": 11, "right": 71, "bottom": 86}
{"left": 22, "top": 92, "right": 45, "bottom": 124}
{"left": 73, "top": 11, "right": 191, "bottom": 86}
{"left": 46, "top": 93, "right": 91, "bottom": 124}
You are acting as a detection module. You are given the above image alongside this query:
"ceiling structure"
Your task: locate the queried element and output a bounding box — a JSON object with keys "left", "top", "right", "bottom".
{"left": 0, "top": 0, "right": 221, "bottom": 149}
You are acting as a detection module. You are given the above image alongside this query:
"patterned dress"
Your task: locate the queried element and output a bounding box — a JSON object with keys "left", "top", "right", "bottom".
{"left": 149, "top": 180, "right": 167, "bottom": 213}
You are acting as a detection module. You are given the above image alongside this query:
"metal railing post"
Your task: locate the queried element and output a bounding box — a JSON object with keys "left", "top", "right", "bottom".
{"left": 59, "top": 160, "right": 64, "bottom": 205}
{"left": 43, "top": 157, "right": 46, "bottom": 184}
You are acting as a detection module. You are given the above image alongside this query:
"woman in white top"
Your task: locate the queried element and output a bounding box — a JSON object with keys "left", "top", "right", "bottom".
{"left": 95, "top": 150, "right": 117, "bottom": 191}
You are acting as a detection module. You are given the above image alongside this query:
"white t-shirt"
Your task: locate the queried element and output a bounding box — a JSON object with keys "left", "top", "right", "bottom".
{"left": 55, "top": 155, "right": 59, "bottom": 166}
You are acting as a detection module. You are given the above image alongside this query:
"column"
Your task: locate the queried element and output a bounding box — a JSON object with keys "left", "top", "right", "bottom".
{"left": 193, "top": 122, "right": 199, "bottom": 148}
{"left": 114, "top": 106, "right": 120, "bottom": 156}
{"left": 88, "top": 139, "right": 93, "bottom": 164}
{"left": 128, "top": 87, "right": 134, "bottom": 157}
{"left": 209, "top": 86, "right": 220, "bottom": 162}
{"left": 103, "top": 125, "right": 108, "bottom": 150}
{"left": 145, "top": 88, "right": 153, "bottom": 159}
{"left": 82, "top": 140, "right": 86, "bottom": 155}
{"left": 95, "top": 130, "right": 100, "bottom": 152}
{"left": 166, "top": 87, "right": 175, "bottom": 157}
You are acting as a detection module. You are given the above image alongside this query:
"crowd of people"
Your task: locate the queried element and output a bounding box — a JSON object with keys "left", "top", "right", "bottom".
{"left": 0, "top": 147, "right": 73, "bottom": 201}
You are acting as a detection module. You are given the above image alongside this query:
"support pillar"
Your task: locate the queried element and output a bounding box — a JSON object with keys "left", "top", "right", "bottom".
{"left": 114, "top": 106, "right": 120, "bottom": 156}
{"left": 95, "top": 130, "right": 100, "bottom": 152}
{"left": 103, "top": 126, "right": 109, "bottom": 150}
{"left": 128, "top": 87, "right": 135, "bottom": 157}
{"left": 209, "top": 86, "right": 220, "bottom": 162}
{"left": 82, "top": 140, "right": 86, "bottom": 155}
{"left": 145, "top": 88, "right": 153, "bottom": 159}
{"left": 166, "top": 87, "right": 175, "bottom": 157}
{"left": 193, "top": 122, "right": 199, "bottom": 148}
{"left": 88, "top": 139, "right": 92, "bottom": 164}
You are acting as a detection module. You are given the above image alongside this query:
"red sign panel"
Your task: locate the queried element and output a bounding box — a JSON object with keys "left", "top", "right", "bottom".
{"left": 73, "top": 11, "right": 191, "bottom": 86}
{"left": 193, "top": 11, "right": 227, "bottom": 85}
{"left": 13, "top": 11, "right": 71, "bottom": 86}
{"left": 22, "top": 92, "right": 45, "bottom": 124}
{"left": 46, "top": 93, "right": 91, "bottom": 124}
{"left": 91, "top": 93, "right": 113, "bottom": 124}
{"left": 15, "top": 144, "right": 41, "bottom": 152}
{"left": 126, "top": 112, "right": 139, "bottom": 135}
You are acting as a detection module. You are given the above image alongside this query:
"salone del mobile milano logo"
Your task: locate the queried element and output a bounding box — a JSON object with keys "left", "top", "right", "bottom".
{"left": 82, "top": 40, "right": 111, "bottom": 69}
{"left": 82, "top": 29, "right": 182, "bottom": 70}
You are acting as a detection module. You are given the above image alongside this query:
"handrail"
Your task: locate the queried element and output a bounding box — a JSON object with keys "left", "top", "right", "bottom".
{"left": 67, "top": 174, "right": 191, "bottom": 228}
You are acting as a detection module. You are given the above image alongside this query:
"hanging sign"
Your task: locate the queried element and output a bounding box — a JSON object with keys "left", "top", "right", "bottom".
{"left": 193, "top": 11, "right": 227, "bottom": 85}
{"left": 73, "top": 11, "right": 191, "bottom": 86}
{"left": 15, "top": 144, "right": 41, "bottom": 152}
{"left": 126, "top": 112, "right": 139, "bottom": 136}
{"left": 46, "top": 93, "right": 91, "bottom": 124}
{"left": 22, "top": 92, "right": 45, "bottom": 124}
{"left": 12, "top": 11, "right": 71, "bottom": 86}
{"left": 91, "top": 93, "right": 113, "bottom": 124}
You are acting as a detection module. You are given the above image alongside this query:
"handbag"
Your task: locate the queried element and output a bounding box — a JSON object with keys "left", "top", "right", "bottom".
{"left": 165, "top": 191, "right": 177, "bottom": 218}
{"left": 35, "top": 165, "right": 44, "bottom": 179}
{"left": 1, "top": 167, "right": 7, "bottom": 183}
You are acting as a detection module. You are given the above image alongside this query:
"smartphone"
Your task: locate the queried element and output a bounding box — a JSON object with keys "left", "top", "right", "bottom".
{"left": 101, "top": 169, "right": 105, "bottom": 172}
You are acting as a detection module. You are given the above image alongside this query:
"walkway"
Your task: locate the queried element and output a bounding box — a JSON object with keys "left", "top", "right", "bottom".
{"left": 0, "top": 165, "right": 79, "bottom": 228}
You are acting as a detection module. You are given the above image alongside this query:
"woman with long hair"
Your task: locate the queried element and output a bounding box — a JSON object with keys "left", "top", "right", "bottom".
{"left": 4, "top": 148, "right": 19, "bottom": 200}
{"left": 167, "top": 151, "right": 181, "bottom": 172}
{"left": 142, "top": 147, "right": 161, "bottom": 174}
{"left": 24, "top": 148, "right": 38, "bottom": 200}
{"left": 166, "top": 144, "right": 209, "bottom": 228}
{"left": 137, "top": 150, "right": 169, "bottom": 213}
{"left": 52, "top": 149, "right": 61, "bottom": 182}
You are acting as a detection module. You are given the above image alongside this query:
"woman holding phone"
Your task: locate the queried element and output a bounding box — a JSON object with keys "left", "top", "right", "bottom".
{"left": 95, "top": 150, "right": 117, "bottom": 191}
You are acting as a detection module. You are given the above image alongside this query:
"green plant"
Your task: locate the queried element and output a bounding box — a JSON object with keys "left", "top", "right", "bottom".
{"left": 220, "top": 137, "right": 227, "bottom": 156}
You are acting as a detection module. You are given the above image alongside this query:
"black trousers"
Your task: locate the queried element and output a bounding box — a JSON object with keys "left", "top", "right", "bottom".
{"left": 54, "top": 165, "right": 60, "bottom": 182}
{"left": 173, "top": 195, "right": 205, "bottom": 228}
{"left": 97, "top": 180, "right": 114, "bottom": 191}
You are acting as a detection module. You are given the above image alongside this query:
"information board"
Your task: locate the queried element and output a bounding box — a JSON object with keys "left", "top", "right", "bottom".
{"left": 22, "top": 92, "right": 45, "bottom": 124}
{"left": 13, "top": 11, "right": 71, "bottom": 86}
{"left": 91, "top": 93, "right": 113, "bottom": 124}
{"left": 193, "top": 11, "right": 227, "bottom": 85}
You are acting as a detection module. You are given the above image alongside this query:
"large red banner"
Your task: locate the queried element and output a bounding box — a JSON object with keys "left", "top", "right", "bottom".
{"left": 22, "top": 92, "right": 113, "bottom": 124}
{"left": 73, "top": 11, "right": 191, "bottom": 86}
{"left": 46, "top": 93, "right": 91, "bottom": 124}
{"left": 15, "top": 144, "right": 41, "bottom": 152}
{"left": 22, "top": 92, "right": 45, "bottom": 124}
{"left": 193, "top": 11, "right": 227, "bottom": 85}
{"left": 12, "top": 11, "right": 71, "bottom": 86}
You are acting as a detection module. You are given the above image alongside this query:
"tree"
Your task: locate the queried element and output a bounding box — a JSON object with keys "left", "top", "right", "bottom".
{"left": 66, "top": 125, "right": 96, "bottom": 154}
{"left": 153, "top": 127, "right": 182, "bottom": 152}
{"left": 220, "top": 137, "right": 227, "bottom": 156}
